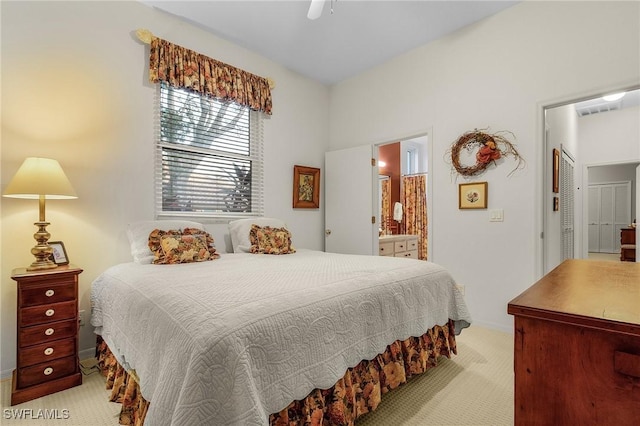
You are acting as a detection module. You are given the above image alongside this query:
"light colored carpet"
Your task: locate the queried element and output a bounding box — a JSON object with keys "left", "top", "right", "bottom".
{"left": 1, "top": 326, "right": 513, "bottom": 425}
{"left": 587, "top": 252, "right": 621, "bottom": 262}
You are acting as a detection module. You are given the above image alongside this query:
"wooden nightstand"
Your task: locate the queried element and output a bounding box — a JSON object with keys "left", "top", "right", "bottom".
{"left": 11, "top": 265, "right": 83, "bottom": 405}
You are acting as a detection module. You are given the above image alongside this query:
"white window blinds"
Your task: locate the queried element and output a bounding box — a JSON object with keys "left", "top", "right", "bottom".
{"left": 155, "top": 83, "right": 264, "bottom": 219}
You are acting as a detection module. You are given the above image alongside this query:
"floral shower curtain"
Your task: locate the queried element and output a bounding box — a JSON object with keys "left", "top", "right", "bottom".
{"left": 402, "top": 175, "right": 428, "bottom": 260}
{"left": 381, "top": 178, "right": 391, "bottom": 235}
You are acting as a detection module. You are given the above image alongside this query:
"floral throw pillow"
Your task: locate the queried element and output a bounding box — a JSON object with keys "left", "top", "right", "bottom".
{"left": 249, "top": 224, "right": 296, "bottom": 255}
{"left": 148, "top": 228, "right": 220, "bottom": 264}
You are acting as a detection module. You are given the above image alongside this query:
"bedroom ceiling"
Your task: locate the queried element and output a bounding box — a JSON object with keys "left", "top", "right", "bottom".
{"left": 140, "top": 0, "right": 519, "bottom": 85}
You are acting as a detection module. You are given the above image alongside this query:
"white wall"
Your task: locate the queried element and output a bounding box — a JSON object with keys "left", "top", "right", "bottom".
{"left": 1, "top": 1, "right": 329, "bottom": 377}
{"left": 328, "top": 1, "right": 640, "bottom": 331}
{"left": 579, "top": 106, "right": 640, "bottom": 164}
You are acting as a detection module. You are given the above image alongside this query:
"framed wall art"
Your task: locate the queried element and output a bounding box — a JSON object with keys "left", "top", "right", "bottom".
{"left": 552, "top": 148, "right": 560, "bottom": 193}
{"left": 293, "top": 165, "right": 320, "bottom": 209}
{"left": 459, "top": 181, "right": 488, "bottom": 209}
{"left": 48, "top": 241, "right": 69, "bottom": 265}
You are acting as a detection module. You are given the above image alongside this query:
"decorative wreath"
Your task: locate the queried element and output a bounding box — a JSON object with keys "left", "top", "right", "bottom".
{"left": 449, "top": 129, "right": 524, "bottom": 177}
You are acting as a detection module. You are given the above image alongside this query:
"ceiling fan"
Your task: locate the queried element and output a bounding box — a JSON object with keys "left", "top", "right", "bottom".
{"left": 307, "top": 0, "right": 336, "bottom": 20}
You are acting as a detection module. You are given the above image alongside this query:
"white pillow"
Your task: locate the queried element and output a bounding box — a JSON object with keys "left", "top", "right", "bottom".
{"left": 127, "top": 220, "right": 205, "bottom": 264}
{"left": 228, "top": 217, "right": 287, "bottom": 253}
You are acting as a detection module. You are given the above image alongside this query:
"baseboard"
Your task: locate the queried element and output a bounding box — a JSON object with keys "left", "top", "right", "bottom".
{"left": 79, "top": 347, "right": 96, "bottom": 362}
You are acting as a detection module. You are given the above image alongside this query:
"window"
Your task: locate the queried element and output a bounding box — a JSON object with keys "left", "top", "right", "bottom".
{"left": 156, "top": 83, "right": 264, "bottom": 220}
{"left": 406, "top": 148, "right": 417, "bottom": 175}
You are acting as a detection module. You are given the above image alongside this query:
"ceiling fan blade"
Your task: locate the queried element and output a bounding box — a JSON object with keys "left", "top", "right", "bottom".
{"left": 307, "top": 0, "right": 326, "bottom": 20}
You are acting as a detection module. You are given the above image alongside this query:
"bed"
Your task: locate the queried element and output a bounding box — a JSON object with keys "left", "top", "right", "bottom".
{"left": 90, "top": 219, "right": 471, "bottom": 425}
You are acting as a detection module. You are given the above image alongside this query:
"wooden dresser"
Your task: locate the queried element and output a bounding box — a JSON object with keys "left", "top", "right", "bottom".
{"left": 379, "top": 234, "right": 418, "bottom": 258}
{"left": 508, "top": 260, "right": 640, "bottom": 425}
{"left": 11, "top": 265, "right": 83, "bottom": 405}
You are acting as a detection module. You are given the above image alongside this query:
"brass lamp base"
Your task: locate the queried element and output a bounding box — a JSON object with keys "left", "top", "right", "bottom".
{"left": 27, "top": 221, "right": 57, "bottom": 271}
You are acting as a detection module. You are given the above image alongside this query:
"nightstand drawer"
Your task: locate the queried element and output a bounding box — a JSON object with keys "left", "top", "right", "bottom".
{"left": 20, "top": 300, "right": 76, "bottom": 327}
{"left": 19, "top": 319, "right": 77, "bottom": 348}
{"left": 19, "top": 279, "right": 76, "bottom": 307}
{"left": 17, "top": 355, "right": 77, "bottom": 388}
{"left": 19, "top": 338, "right": 76, "bottom": 366}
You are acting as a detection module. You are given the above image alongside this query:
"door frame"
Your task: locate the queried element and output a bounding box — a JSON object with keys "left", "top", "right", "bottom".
{"left": 537, "top": 83, "right": 640, "bottom": 278}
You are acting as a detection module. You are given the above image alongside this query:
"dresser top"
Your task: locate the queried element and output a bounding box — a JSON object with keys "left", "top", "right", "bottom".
{"left": 379, "top": 234, "right": 417, "bottom": 242}
{"left": 508, "top": 259, "right": 640, "bottom": 332}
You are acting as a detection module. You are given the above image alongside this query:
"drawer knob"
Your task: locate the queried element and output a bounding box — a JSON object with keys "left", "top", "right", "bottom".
{"left": 45, "top": 309, "right": 55, "bottom": 317}
{"left": 43, "top": 367, "right": 54, "bottom": 376}
{"left": 44, "top": 347, "right": 54, "bottom": 356}
{"left": 44, "top": 328, "right": 55, "bottom": 336}
{"left": 45, "top": 289, "right": 55, "bottom": 297}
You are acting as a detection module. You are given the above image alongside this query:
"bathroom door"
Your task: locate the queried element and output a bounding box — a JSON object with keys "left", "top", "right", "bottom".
{"left": 324, "top": 145, "right": 378, "bottom": 255}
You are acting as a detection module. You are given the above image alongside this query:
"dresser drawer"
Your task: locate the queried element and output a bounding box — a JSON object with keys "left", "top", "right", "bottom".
{"left": 20, "top": 300, "right": 76, "bottom": 327}
{"left": 19, "top": 279, "right": 76, "bottom": 307}
{"left": 406, "top": 239, "right": 418, "bottom": 251}
{"left": 395, "top": 250, "right": 418, "bottom": 259}
{"left": 17, "top": 355, "right": 77, "bottom": 388}
{"left": 18, "top": 338, "right": 76, "bottom": 367}
{"left": 394, "top": 240, "right": 408, "bottom": 252}
{"left": 379, "top": 241, "right": 394, "bottom": 256}
{"left": 19, "top": 319, "right": 77, "bottom": 348}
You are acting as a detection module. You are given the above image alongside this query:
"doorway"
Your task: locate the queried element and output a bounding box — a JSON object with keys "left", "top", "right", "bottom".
{"left": 377, "top": 135, "right": 429, "bottom": 259}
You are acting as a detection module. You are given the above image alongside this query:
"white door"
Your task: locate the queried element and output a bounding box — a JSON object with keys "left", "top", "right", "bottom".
{"left": 588, "top": 186, "right": 600, "bottom": 252}
{"left": 599, "top": 186, "right": 615, "bottom": 253}
{"left": 324, "top": 145, "right": 377, "bottom": 255}
{"left": 560, "top": 150, "right": 575, "bottom": 260}
{"left": 588, "top": 182, "right": 631, "bottom": 253}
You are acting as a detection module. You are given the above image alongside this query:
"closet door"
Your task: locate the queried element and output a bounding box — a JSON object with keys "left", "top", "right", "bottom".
{"left": 613, "top": 184, "right": 631, "bottom": 252}
{"left": 598, "top": 186, "right": 615, "bottom": 253}
{"left": 560, "top": 150, "right": 574, "bottom": 260}
{"left": 588, "top": 187, "right": 600, "bottom": 252}
{"left": 588, "top": 182, "right": 632, "bottom": 253}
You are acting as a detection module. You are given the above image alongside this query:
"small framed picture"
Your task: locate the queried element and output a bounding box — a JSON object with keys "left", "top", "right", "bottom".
{"left": 459, "top": 182, "right": 488, "bottom": 209}
{"left": 552, "top": 148, "right": 560, "bottom": 193}
{"left": 293, "top": 165, "right": 320, "bottom": 209}
{"left": 49, "top": 241, "right": 69, "bottom": 265}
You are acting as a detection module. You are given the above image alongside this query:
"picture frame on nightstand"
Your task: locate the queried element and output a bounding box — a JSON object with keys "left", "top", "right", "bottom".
{"left": 48, "top": 241, "right": 69, "bottom": 265}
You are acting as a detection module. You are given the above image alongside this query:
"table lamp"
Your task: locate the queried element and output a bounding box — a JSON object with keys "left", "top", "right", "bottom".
{"left": 3, "top": 157, "right": 77, "bottom": 270}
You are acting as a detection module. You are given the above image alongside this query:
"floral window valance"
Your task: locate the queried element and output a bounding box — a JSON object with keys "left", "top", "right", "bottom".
{"left": 148, "top": 36, "right": 272, "bottom": 115}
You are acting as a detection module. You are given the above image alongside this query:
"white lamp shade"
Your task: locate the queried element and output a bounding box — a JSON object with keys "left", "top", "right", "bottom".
{"left": 3, "top": 157, "right": 77, "bottom": 199}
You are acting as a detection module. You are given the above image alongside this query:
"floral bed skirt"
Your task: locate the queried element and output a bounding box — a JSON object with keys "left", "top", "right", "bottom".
{"left": 96, "top": 319, "right": 457, "bottom": 426}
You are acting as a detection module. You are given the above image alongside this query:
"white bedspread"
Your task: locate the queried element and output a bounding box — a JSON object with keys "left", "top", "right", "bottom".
{"left": 91, "top": 249, "right": 471, "bottom": 425}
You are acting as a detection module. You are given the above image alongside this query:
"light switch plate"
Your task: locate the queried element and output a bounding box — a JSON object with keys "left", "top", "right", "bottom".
{"left": 490, "top": 209, "right": 504, "bottom": 222}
